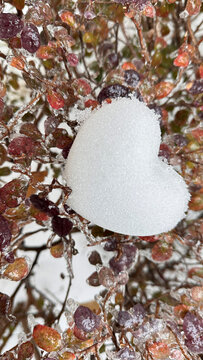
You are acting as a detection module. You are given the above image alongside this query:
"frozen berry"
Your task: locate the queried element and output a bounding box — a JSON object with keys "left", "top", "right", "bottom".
{"left": 118, "top": 311, "right": 134, "bottom": 327}
{"left": 109, "top": 245, "right": 137, "bottom": 274}
{"left": 73, "top": 305, "right": 100, "bottom": 333}
{"left": 52, "top": 216, "right": 73, "bottom": 237}
{"left": 21, "top": 23, "right": 40, "bottom": 53}
{"left": 124, "top": 69, "right": 140, "bottom": 87}
{"left": 97, "top": 84, "right": 130, "bottom": 103}
{"left": 0, "top": 13, "right": 23, "bottom": 39}
{"left": 30, "top": 195, "right": 59, "bottom": 217}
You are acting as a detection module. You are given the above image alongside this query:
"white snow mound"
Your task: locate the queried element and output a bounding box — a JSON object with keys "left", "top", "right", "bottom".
{"left": 64, "top": 97, "right": 190, "bottom": 236}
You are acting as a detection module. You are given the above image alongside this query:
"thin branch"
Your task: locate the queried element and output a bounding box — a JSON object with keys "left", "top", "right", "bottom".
{"left": 56, "top": 276, "right": 72, "bottom": 322}
{"left": 11, "top": 251, "right": 40, "bottom": 300}
{"left": 131, "top": 17, "right": 151, "bottom": 65}
{"left": 79, "top": 30, "right": 96, "bottom": 84}
{"left": 186, "top": 17, "right": 201, "bottom": 63}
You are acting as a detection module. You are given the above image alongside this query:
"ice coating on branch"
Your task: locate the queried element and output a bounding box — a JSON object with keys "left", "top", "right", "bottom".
{"left": 64, "top": 97, "right": 190, "bottom": 236}
{"left": 133, "top": 319, "right": 165, "bottom": 343}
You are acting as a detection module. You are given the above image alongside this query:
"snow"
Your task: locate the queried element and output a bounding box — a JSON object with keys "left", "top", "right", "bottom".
{"left": 64, "top": 97, "right": 190, "bottom": 236}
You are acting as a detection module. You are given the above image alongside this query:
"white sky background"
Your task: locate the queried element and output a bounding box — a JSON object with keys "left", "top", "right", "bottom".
{"left": 0, "top": 2, "right": 202, "bottom": 354}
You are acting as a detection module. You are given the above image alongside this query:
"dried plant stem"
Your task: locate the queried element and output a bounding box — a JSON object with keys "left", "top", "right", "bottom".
{"left": 8, "top": 92, "right": 42, "bottom": 134}
{"left": 132, "top": 17, "right": 151, "bottom": 65}
{"left": 167, "top": 325, "right": 193, "bottom": 360}
{"left": 79, "top": 31, "right": 96, "bottom": 84}
{"left": 186, "top": 18, "right": 201, "bottom": 62}
{"left": 56, "top": 276, "right": 72, "bottom": 321}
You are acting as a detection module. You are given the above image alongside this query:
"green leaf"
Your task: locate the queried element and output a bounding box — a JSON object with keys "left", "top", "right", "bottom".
{"left": 0, "top": 167, "right": 11, "bottom": 176}
{"left": 95, "top": 68, "right": 103, "bottom": 83}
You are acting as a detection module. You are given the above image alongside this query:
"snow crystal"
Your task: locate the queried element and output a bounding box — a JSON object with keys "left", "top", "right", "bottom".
{"left": 64, "top": 97, "right": 190, "bottom": 236}
{"left": 179, "top": 9, "right": 189, "bottom": 19}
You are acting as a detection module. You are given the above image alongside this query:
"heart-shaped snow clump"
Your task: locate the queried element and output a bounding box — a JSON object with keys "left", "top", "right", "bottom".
{"left": 64, "top": 98, "right": 190, "bottom": 236}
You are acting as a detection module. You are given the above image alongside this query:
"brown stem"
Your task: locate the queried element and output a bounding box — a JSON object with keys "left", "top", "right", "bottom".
{"left": 56, "top": 276, "right": 72, "bottom": 321}
{"left": 131, "top": 17, "right": 151, "bottom": 65}
{"left": 187, "top": 17, "right": 201, "bottom": 63}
